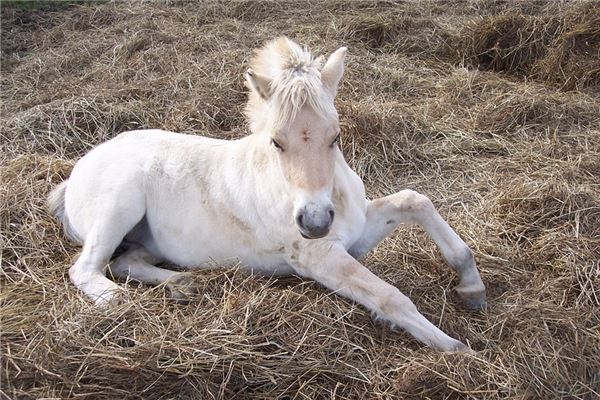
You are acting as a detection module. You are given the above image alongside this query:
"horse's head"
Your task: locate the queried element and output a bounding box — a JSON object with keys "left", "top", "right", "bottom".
{"left": 245, "top": 37, "right": 347, "bottom": 239}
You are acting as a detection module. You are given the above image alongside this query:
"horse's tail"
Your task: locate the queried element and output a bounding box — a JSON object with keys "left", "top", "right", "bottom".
{"left": 48, "top": 180, "right": 81, "bottom": 243}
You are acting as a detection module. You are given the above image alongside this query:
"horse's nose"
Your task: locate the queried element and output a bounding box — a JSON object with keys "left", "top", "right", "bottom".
{"left": 296, "top": 204, "right": 335, "bottom": 239}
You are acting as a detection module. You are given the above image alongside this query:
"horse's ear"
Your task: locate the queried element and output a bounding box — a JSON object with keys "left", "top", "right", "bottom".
{"left": 245, "top": 69, "right": 272, "bottom": 100}
{"left": 314, "top": 55, "right": 325, "bottom": 69}
{"left": 321, "top": 46, "right": 347, "bottom": 97}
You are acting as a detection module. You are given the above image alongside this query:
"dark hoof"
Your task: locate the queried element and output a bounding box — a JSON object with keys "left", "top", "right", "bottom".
{"left": 462, "top": 294, "right": 487, "bottom": 310}
{"left": 456, "top": 283, "right": 487, "bottom": 311}
{"left": 166, "top": 272, "right": 197, "bottom": 304}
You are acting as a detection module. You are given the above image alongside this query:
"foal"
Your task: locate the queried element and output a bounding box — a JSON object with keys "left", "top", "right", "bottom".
{"left": 49, "top": 37, "right": 486, "bottom": 352}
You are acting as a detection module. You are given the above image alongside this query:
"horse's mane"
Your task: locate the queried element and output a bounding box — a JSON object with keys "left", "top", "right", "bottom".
{"left": 246, "top": 37, "right": 336, "bottom": 132}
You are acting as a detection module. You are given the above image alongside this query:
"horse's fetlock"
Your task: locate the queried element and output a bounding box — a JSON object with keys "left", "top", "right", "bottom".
{"left": 451, "top": 246, "right": 474, "bottom": 270}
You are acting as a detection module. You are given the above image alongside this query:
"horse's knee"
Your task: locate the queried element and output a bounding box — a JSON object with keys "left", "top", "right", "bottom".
{"left": 396, "top": 189, "right": 434, "bottom": 215}
{"left": 377, "top": 288, "right": 418, "bottom": 317}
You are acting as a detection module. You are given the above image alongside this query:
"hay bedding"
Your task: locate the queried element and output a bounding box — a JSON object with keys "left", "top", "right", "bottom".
{"left": 1, "top": 0, "right": 599, "bottom": 398}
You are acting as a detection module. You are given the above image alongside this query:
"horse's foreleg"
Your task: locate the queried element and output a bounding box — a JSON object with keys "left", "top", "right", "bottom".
{"left": 294, "top": 243, "right": 470, "bottom": 352}
{"left": 108, "top": 246, "right": 195, "bottom": 303}
{"left": 348, "top": 189, "right": 486, "bottom": 309}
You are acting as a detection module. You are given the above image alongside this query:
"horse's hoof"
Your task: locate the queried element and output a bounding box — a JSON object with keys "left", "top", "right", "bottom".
{"left": 166, "top": 272, "right": 197, "bottom": 304}
{"left": 92, "top": 286, "right": 127, "bottom": 308}
{"left": 455, "top": 283, "right": 487, "bottom": 311}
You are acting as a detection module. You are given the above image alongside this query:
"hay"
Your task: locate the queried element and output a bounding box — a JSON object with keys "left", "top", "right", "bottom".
{"left": 2, "top": 1, "right": 599, "bottom": 399}
{"left": 533, "top": 3, "right": 600, "bottom": 90}
{"left": 455, "top": 2, "right": 600, "bottom": 90}
{"left": 338, "top": 10, "right": 452, "bottom": 57}
{"left": 456, "top": 12, "right": 550, "bottom": 74}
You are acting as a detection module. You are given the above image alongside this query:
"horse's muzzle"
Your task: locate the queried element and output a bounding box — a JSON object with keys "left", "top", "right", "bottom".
{"left": 295, "top": 205, "right": 335, "bottom": 239}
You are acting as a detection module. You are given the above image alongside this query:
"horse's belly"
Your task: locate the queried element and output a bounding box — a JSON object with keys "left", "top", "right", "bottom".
{"left": 145, "top": 202, "right": 289, "bottom": 272}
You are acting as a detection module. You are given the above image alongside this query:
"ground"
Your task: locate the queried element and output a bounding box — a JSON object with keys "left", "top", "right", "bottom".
{"left": 1, "top": 1, "right": 599, "bottom": 399}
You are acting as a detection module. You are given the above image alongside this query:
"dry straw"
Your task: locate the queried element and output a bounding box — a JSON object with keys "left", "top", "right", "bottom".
{"left": 1, "top": 1, "right": 599, "bottom": 399}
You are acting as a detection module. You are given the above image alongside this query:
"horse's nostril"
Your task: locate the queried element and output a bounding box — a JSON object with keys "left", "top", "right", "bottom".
{"left": 328, "top": 209, "right": 335, "bottom": 221}
{"left": 296, "top": 213, "right": 304, "bottom": 228}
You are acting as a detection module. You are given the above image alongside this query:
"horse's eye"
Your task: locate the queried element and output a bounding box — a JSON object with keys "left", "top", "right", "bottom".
{"left": 271, "top": 138, "right": 284, "bottom": 152}
{"left": 330, "top": 133, "right": 340, "bottom": 148}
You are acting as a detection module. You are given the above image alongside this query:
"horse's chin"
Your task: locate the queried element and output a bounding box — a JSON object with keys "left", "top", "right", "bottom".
{"left": 299, "top": 230, "right": 329, "bottom": 240}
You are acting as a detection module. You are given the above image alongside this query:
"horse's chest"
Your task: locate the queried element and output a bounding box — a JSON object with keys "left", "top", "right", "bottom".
{"left": 331, "top": 176, "right": 367, "bottom": 249}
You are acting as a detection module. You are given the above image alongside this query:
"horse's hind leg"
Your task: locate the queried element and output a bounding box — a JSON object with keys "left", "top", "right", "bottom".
{"left": 70, "top": 219, "right": 142, "bottom": 306}
{"left": 349, "top": 189, "right": 486, "bottom": 309}
{"left": 108, "top": 246, "right": 196, "bottom": 302}
{"left": 67, "top": 175, "right": 147, "bottom": 305}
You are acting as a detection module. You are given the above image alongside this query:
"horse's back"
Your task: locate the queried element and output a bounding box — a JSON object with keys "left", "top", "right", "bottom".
{"left": 73, "top": 129, "right": 227, "bottom": 176}
{"left": 113, "top": 129, "right": 227, "bottom": 152}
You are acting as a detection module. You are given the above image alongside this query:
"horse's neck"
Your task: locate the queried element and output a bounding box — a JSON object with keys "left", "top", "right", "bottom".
{"left": 223, "top": 133, "right": 291, "bottom": 204}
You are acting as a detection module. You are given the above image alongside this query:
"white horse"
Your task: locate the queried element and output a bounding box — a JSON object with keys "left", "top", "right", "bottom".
{"left": 48, "top": 37, "right": 486, "bottom": 352}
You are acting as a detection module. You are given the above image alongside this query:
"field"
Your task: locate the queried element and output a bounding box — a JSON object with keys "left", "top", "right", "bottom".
{"left": 1, "top": 0, "right": 599, "bottom": 398}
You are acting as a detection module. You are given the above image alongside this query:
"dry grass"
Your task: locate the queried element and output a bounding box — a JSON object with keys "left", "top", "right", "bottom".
{"left": 455, "top": 1, "right": 600, "bottom": 90}
{"left": 1, "top": 1, "right": 599, "bottom": 399}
